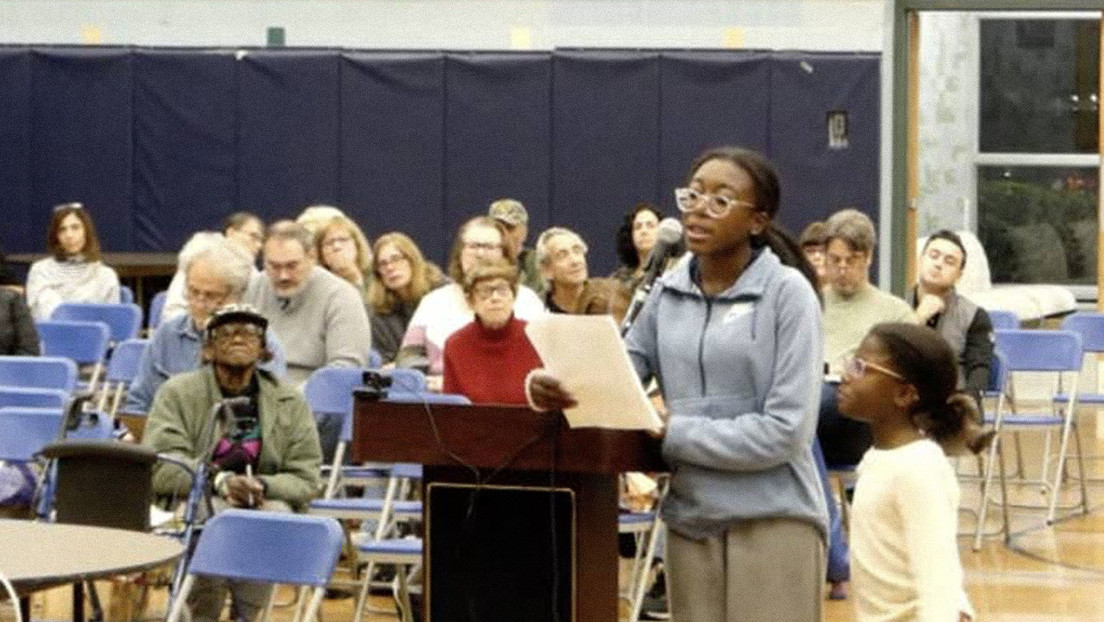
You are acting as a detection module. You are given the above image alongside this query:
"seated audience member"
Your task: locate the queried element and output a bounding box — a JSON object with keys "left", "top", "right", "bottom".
{"left": 246, "top": 220, "right": 372, "bottom": 462}
{"left": 0, "top": 287, "right": 39, "bottom": 355}
{"left": 397, "top": 216, "right": 544, "bottom": 380}
{"left": 125, "top": 240, "right": 286, "bottom": 413}
{"left": 442, "top": 259, "right": 542, "bottom": 404}
{"left": 489, "top": 198, "right": 544, "bottom": 294}
{"left": 296, "top": 204, "right": 347, "bottom": 236}
{"left": 315, "top": 215, "right": 373, "bottom": 299}
{"left": 143, "top": 304, "right": 321, "bottom": 622}
{"left": 912, "top": 229, "right": 994, "bottom": 401}
{"left": 536, "top": 227, "right": 629, "bottom": 321}
{"left": 366, "top": 232, "right": 447, "bottom": 365}
{"left": 799, "top": 220, "right": 829, "bottom": 286}
{"left": 609, "top": 202, "right": 664, "bottom": 290}
{"left": 26, "top": 203, "right": 121, "bottom": 321}
{"left": 820, "top": 207, "right": 916, "bottom": 466}
{"left": 222, "top": 211, "right": 265, "bottom": 262}
{"left": 163, "top": 215, "right": 265, "bottom": 323}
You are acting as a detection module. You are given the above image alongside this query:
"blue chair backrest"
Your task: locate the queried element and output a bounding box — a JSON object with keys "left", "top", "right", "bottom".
{"left": 387, "top": 368, "right": 427, "bottom": 394}
{"left": 987, "top": 309, "right": 1019, "bottom": 330}
{"left": 105, "top": 339, "right": 149, "bottom": 384}
{"left": 304, "top": 367, "right": 367, "bottom": 416}
{"left": 187, "top": 509, "right": 343, "bottom": 586}
{"left": 0, "top": 356, "right": 78, "bottom": 392}
{"left": 367, "top": 349, "right": 383, "bottom": 369}
{"left": 37, "top": 320, "right": 111, "bottom": 365}
{"left": 148, "top": 291, "right": 168, "bottom": 330}
{"left": 66, "top": 410, "right": 116, "bottom": 440}
{"left": 391, "top": 462, "right": 423, "bottom": 480}
{"left": 0, "top": 387, "right": 69, "bottom": 409}
{"left": 0, "top": 407, "right": 64, "bottom": 461}
{"left": 52, "top": 302, "right": 143, "bottom": 342}
{"left": 384, "top": 392, "right": 472, "bottom": 405}
{"left": 1061, "top": 312, "right": 1104, "bottom": 354}
{"left": 119, "top": 285, "right": 135, "bottom": 305}
{"left": 994, "top": 329, "right": 1083, "bottom": 373}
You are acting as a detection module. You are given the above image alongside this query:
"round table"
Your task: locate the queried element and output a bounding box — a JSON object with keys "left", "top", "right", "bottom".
{"left": 0, "top": 520, "right": 183, "bottom": 595}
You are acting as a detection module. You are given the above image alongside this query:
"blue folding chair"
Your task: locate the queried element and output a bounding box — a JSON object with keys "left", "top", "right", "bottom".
{"left": 987, "top": 309, "right": 1019, "bottom": 330}
{"left": 977, "top": 329, "right": 1089, "bottom": 531}
{"left": 387, "top": 368, "right": 427, "bottom": 394}
{"left": 619, "top": 474, "right": 669, "bottom": 622}
{"left": 96, "top": 338, "right": 149, "bottom": 415}
{"left": 0, "top": 407, "right": 65, "bottom": 462}
{"left": 52, "top": 301, "right": 143, "bottom": 343}
{"left": 165, "top": 510, "right": 344, "bottom": 622}
{"left": 37, "top": 320, "right": 111, "bottom": 391}
{"left": 119, "top": 285, "right": 135, "bottom": 305}
{"left": 0, "top": 355, "right": 78, "bottom": 392}
{"left": 303, "top": 366, "right": 388, "bottom": 498}
{"left": 148, "top": 291, "right": 168, "bottom": 332}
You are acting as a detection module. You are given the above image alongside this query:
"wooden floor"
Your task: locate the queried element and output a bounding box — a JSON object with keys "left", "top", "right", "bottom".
{"left": 13, "top": 409, "right": 1104, "bottom": 622}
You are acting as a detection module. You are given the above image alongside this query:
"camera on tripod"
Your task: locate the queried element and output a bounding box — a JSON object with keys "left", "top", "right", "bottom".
{"left": 360, "top": 370, "right": 393, "bottom": 401}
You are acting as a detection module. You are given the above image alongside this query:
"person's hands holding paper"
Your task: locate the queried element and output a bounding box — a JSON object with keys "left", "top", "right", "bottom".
{"left": 527, "top": 371, "right": 579, "bottom": 411}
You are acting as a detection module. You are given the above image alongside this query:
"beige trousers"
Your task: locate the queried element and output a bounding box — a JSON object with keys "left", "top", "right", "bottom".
{"left": 667, "top": 518, "right": 825, "bottom": 622}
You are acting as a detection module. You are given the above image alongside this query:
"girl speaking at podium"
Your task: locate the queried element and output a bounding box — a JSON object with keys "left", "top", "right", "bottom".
{"left": 530, "top": 147, "right": 828, "bottom": 622}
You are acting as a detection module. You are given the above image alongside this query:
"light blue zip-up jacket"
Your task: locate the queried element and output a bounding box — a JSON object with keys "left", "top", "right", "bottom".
{"left": 626, "top": 247, "right": 829, "bottom": 540}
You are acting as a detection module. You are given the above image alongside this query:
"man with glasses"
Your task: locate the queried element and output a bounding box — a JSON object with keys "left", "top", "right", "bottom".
{"left": 536, "top": 227, "right": 629, "bottom": 319}
{"left": 245, "top": 220, "right": 372, "bottom": 462}
{"left": 911, "top": 230, "right": 994, "bottom": 402}
{"left": 126, "top": 239, "right": 286, "bottom": 413}
{"left": 143, "top": 303, "right": 321, "bottom": 622}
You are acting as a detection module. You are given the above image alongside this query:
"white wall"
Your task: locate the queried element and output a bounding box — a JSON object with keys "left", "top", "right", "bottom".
{"left": 0, "top": 0, "right": 885, "bottom": 51}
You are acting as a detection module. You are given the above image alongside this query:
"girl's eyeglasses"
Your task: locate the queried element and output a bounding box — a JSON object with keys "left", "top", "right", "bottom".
{"left": 673, "top": 187, "right": 756, "bottom": 219}
{"left": 843, "top": 356, "right": 904, "bottom": 381}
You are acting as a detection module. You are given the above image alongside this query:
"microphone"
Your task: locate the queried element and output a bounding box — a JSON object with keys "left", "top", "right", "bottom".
{"left": 619, "top": 218, "right": 684, "bottom": 336}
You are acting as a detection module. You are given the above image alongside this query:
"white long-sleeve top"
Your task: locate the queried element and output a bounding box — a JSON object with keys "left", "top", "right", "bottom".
{"left": 26, "top": 257, "right": 120, "bottom": 321}
{"left": 851, "top": 438, "right": 974, "bottom": 622}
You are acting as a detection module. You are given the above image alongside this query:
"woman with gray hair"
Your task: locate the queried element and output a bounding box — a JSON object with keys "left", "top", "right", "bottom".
{"left": 124, "top": 238, "right": 286, "bottom": 413}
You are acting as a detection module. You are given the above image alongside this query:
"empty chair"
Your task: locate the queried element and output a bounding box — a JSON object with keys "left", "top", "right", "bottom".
{"left": 0, "top": 407, "right": 65, "bottom": 462}
{"left": 977, "top": 329, "right": 1089, "bottom": 533}
{"left": 986, "top": 309, "right": 1019, "bottom": 330}
{"left": 303, "top": 366, "right": 385, "bottom": 497}
{"left": 1056, "top": 311, "right": 1104, "bottom": 404}
{"left": 37, "top": 320, "right": 111, "bottom": 391}
{"left": 52, "top": 301, "right": 143, "bottom": 343}
{"left": 619, "top": 474, "right": 669, "bottom": 622}
{"left": 96, "top": 338, "right": 149, "bottom": 414}
{"left": 0, "top": 355, "right": 78, "bottom": 392}
{"left": 119, "top": 285, "right": 135, "bottom": 305}
{"left": 148, "top": 291, "right": 168, "bottom": 331}
{"left": 387, "top": 368, "right": 427, "bottom": 394}
{"left": 165, "top": 510, "right": 343, "bottom": 622}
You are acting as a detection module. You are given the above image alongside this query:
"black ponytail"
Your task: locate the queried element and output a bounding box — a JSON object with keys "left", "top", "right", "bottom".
{"left": 870, "top": 323, "right": 994, "bottom": 456}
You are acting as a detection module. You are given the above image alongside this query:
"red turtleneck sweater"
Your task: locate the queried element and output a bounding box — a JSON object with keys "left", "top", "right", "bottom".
{"left": 442, "top": 316, "right": 543, "bottom": 405}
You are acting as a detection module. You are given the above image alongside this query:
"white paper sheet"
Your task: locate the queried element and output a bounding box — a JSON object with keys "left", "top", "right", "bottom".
{"left": 525, "top": 315, "right": 662, "bottom": 430}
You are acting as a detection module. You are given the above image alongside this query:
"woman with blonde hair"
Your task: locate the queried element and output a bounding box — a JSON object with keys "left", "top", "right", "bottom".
{"left": 315, "top": 216, "right": 373, "bottom": 297}
{"left": 366, "top": 232, "right": 446, "bottom": 365}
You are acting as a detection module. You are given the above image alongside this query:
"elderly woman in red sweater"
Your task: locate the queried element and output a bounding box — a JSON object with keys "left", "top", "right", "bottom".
{"left": 442, "top": 258, "right": 543, "bottom": 405}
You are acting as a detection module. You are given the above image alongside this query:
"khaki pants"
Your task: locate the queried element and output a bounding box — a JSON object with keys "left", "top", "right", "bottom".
{"left": 667, "top": 518, "right": 824, "bottom": 622}
{"left": 187, "top": 498, "right": 292, "bottom": 622}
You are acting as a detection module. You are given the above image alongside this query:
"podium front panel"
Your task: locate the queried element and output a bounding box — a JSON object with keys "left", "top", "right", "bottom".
{"left": 426, "top": 483, "right": 575, "bottom": 622}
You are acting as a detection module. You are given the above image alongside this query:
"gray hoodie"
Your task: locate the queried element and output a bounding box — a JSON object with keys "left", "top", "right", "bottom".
{"left": 626, "top": 248, "right": 828, "bottom": 540}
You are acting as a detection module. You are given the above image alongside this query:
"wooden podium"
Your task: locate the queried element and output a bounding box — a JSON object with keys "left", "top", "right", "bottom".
{"left": 351, "top": 396, "right": 665, "bottom": 622}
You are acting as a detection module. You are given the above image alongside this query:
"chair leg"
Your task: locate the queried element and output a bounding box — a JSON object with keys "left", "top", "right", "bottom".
{"left": 973, "top": 430, "right": 1000, "bottom": 551}
{"left": 1072, "top": 423, "right": 1091, "bottom": 515}
{"left": 1046, "top": 412, "right": 1077, "bottom": 524}
{"left": 351, "top": 561, "right": 375, "bottom": 622}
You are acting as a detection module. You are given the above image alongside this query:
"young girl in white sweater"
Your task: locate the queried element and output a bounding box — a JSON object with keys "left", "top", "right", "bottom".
{"left": 838, "top": 322, "right": 993, "bottom": 622}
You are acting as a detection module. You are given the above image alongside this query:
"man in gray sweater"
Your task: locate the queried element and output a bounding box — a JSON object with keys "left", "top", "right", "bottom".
{"left": 246, "top": 220, "right": 372, "bottom": 461}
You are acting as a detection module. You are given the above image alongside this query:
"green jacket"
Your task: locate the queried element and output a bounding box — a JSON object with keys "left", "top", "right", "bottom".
{"left": 142, "top": 366, "right": 322, "bottom": 510}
